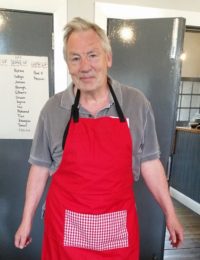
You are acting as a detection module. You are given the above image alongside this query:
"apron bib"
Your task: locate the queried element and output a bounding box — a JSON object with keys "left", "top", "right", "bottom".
{"left": 42, "top": 83, "right": 139, "bottom": 260}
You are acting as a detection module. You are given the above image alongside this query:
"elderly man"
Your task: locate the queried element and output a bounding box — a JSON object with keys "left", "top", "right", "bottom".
{"left": 15, "top": 17, "right": 183, "bottom": 259}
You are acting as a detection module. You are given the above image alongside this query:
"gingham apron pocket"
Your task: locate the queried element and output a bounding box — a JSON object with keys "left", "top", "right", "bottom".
{"left": 64, "top": 210, "right": 129, "bottom": 251}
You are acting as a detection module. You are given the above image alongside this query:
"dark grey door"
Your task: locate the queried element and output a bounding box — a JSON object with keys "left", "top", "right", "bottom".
{"left": 0, "top": 10, "right": 54, "bottom": 259}
{"left": 107, "top": 18, "right": 185, "bottom": 259}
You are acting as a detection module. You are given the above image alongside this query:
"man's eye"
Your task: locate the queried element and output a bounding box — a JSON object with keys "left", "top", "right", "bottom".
{"left": 90, "top": 54, "right": 97, "bottom": 57}
{"left": 71, "top": 56, "right": 80, "bottom": 62}
{"left": 73, "top": 57, "right": 80, "bottom": 61}
{"left": 88, "top": 53, "right": 98, "bottom": 60}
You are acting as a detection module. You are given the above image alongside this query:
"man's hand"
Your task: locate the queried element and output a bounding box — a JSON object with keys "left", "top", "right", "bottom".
{"left": 14, "top": 165, "right": 49, "bottom": 249}
{"left": 15, "top": 222, "right": 32, "bottom": 249}
{"left": 166, "top": 213, "right": 184, "bottom": 248}
{"left": 141, "top": 159, "right": 184, "bottom": 248}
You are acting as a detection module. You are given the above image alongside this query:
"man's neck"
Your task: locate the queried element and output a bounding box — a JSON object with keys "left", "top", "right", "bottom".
{"left": 74, "top": 85, "right": 110, "bottom": 116}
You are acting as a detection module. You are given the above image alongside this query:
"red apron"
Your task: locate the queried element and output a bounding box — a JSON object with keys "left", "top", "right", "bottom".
{"left": 42, "top": 84, "right": 139, "bottom": 259}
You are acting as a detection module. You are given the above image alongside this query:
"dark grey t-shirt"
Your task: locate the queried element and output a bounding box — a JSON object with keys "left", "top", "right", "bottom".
{"left": 29, "top": 78, "right": 160, "bottom": 181}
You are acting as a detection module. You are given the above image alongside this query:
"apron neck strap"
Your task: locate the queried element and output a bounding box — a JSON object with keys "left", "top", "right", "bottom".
{"left": 62, "top": 79, "right": 126, "bottom": 149}
{"left": 107, "top": 79, "right": 126, "bottom": 122}
{"left": 71, "top": 79, "right": 126, "bottom": 122}
{"left": 71, "top": 89, "right": 80, "bottom": 122}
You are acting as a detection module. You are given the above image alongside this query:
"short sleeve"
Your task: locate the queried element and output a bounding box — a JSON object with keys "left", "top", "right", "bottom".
{"left": 28, "top": 111, "right": 52, "bottom": 169}
{"left": 141, "top": 103, "right": 160, "bottom": 162}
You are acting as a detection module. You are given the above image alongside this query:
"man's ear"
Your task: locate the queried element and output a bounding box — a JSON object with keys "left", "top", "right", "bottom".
{"left": 107, "top": 52, "right": 112, "bottom": 68}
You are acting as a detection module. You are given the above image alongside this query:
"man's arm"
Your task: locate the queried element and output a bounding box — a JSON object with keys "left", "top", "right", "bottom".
{"left": 141, "top": 159, "right": 184, "bottom": 248}
{"left": 14, "top": 165, "right": 49, "bottom": 249}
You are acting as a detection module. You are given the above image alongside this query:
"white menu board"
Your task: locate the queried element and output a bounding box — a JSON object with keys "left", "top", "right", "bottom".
{"left": 0, "top": 55, "right": 49, "bottom": 139}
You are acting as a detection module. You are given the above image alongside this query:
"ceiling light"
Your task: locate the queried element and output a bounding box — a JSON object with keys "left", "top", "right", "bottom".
{"left": 118, "top": 25, "right": 136, "bottom": 44}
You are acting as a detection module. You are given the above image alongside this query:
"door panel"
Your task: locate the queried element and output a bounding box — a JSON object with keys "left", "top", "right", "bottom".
{"left": 107, "top": 18, "right": 185, "bottom": 259}
{"left": 0, "top": 10, "right": 54, "bottom": 259}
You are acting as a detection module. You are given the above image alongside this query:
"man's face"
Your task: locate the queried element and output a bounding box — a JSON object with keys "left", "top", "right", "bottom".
{"left": 66, "top": 29, "right": 112, "bottom": 93}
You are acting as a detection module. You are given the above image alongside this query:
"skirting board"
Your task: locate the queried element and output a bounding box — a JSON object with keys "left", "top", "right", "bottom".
{"left": 170, "top": 187, "right": 200, "bottom": 215}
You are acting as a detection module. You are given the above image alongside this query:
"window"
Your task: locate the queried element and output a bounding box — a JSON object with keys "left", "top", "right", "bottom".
{"left": 177, "top": 78, "right": 200, "bottom": 124}
{"left": 177, "top": 27, "right": 200, "bottom": 126}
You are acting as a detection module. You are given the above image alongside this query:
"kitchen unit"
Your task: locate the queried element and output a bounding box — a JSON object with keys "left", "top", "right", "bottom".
{"left": 170, "top": 127, "right": 200, "bottom": 209}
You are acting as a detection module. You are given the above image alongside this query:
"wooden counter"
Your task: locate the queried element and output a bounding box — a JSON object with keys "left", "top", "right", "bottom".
{"left": 176, "top": 126, "right": 200, "bottom": 134}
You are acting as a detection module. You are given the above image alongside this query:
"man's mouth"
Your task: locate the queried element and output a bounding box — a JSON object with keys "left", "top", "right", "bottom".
{"left": 79, "top": 75, "right": 95, "bottom": 81}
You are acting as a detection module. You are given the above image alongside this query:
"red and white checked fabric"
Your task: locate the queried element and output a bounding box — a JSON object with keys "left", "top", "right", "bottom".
{"left": 64, "top": 209, "right": 128, "bottom": 251}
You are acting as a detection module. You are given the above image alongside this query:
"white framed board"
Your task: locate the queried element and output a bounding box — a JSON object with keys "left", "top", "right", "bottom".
{"left": 0, "top": 54, "right": 49, "bottom": 139}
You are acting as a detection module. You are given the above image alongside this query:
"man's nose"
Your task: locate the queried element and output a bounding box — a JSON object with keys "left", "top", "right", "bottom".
{"left": 80, "top": 56, "right": 91, "bottom": 71}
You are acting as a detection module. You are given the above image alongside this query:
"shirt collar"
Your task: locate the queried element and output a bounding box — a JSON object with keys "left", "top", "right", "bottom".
{"left": 60, "top": 76, "right": 123, "bottom": 110}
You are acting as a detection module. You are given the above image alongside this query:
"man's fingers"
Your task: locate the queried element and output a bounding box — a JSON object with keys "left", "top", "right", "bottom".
{"left": 24, "top": 237, "right": 32, "bottom": 247}
{"left": 169, "top": 231, "right": 183, "bottom": 248}
{"left": 169, "top": 231, "right": 176, "bottom": 247}
{"left": 15, "top": 234, "right": 32, "bottom": 249}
